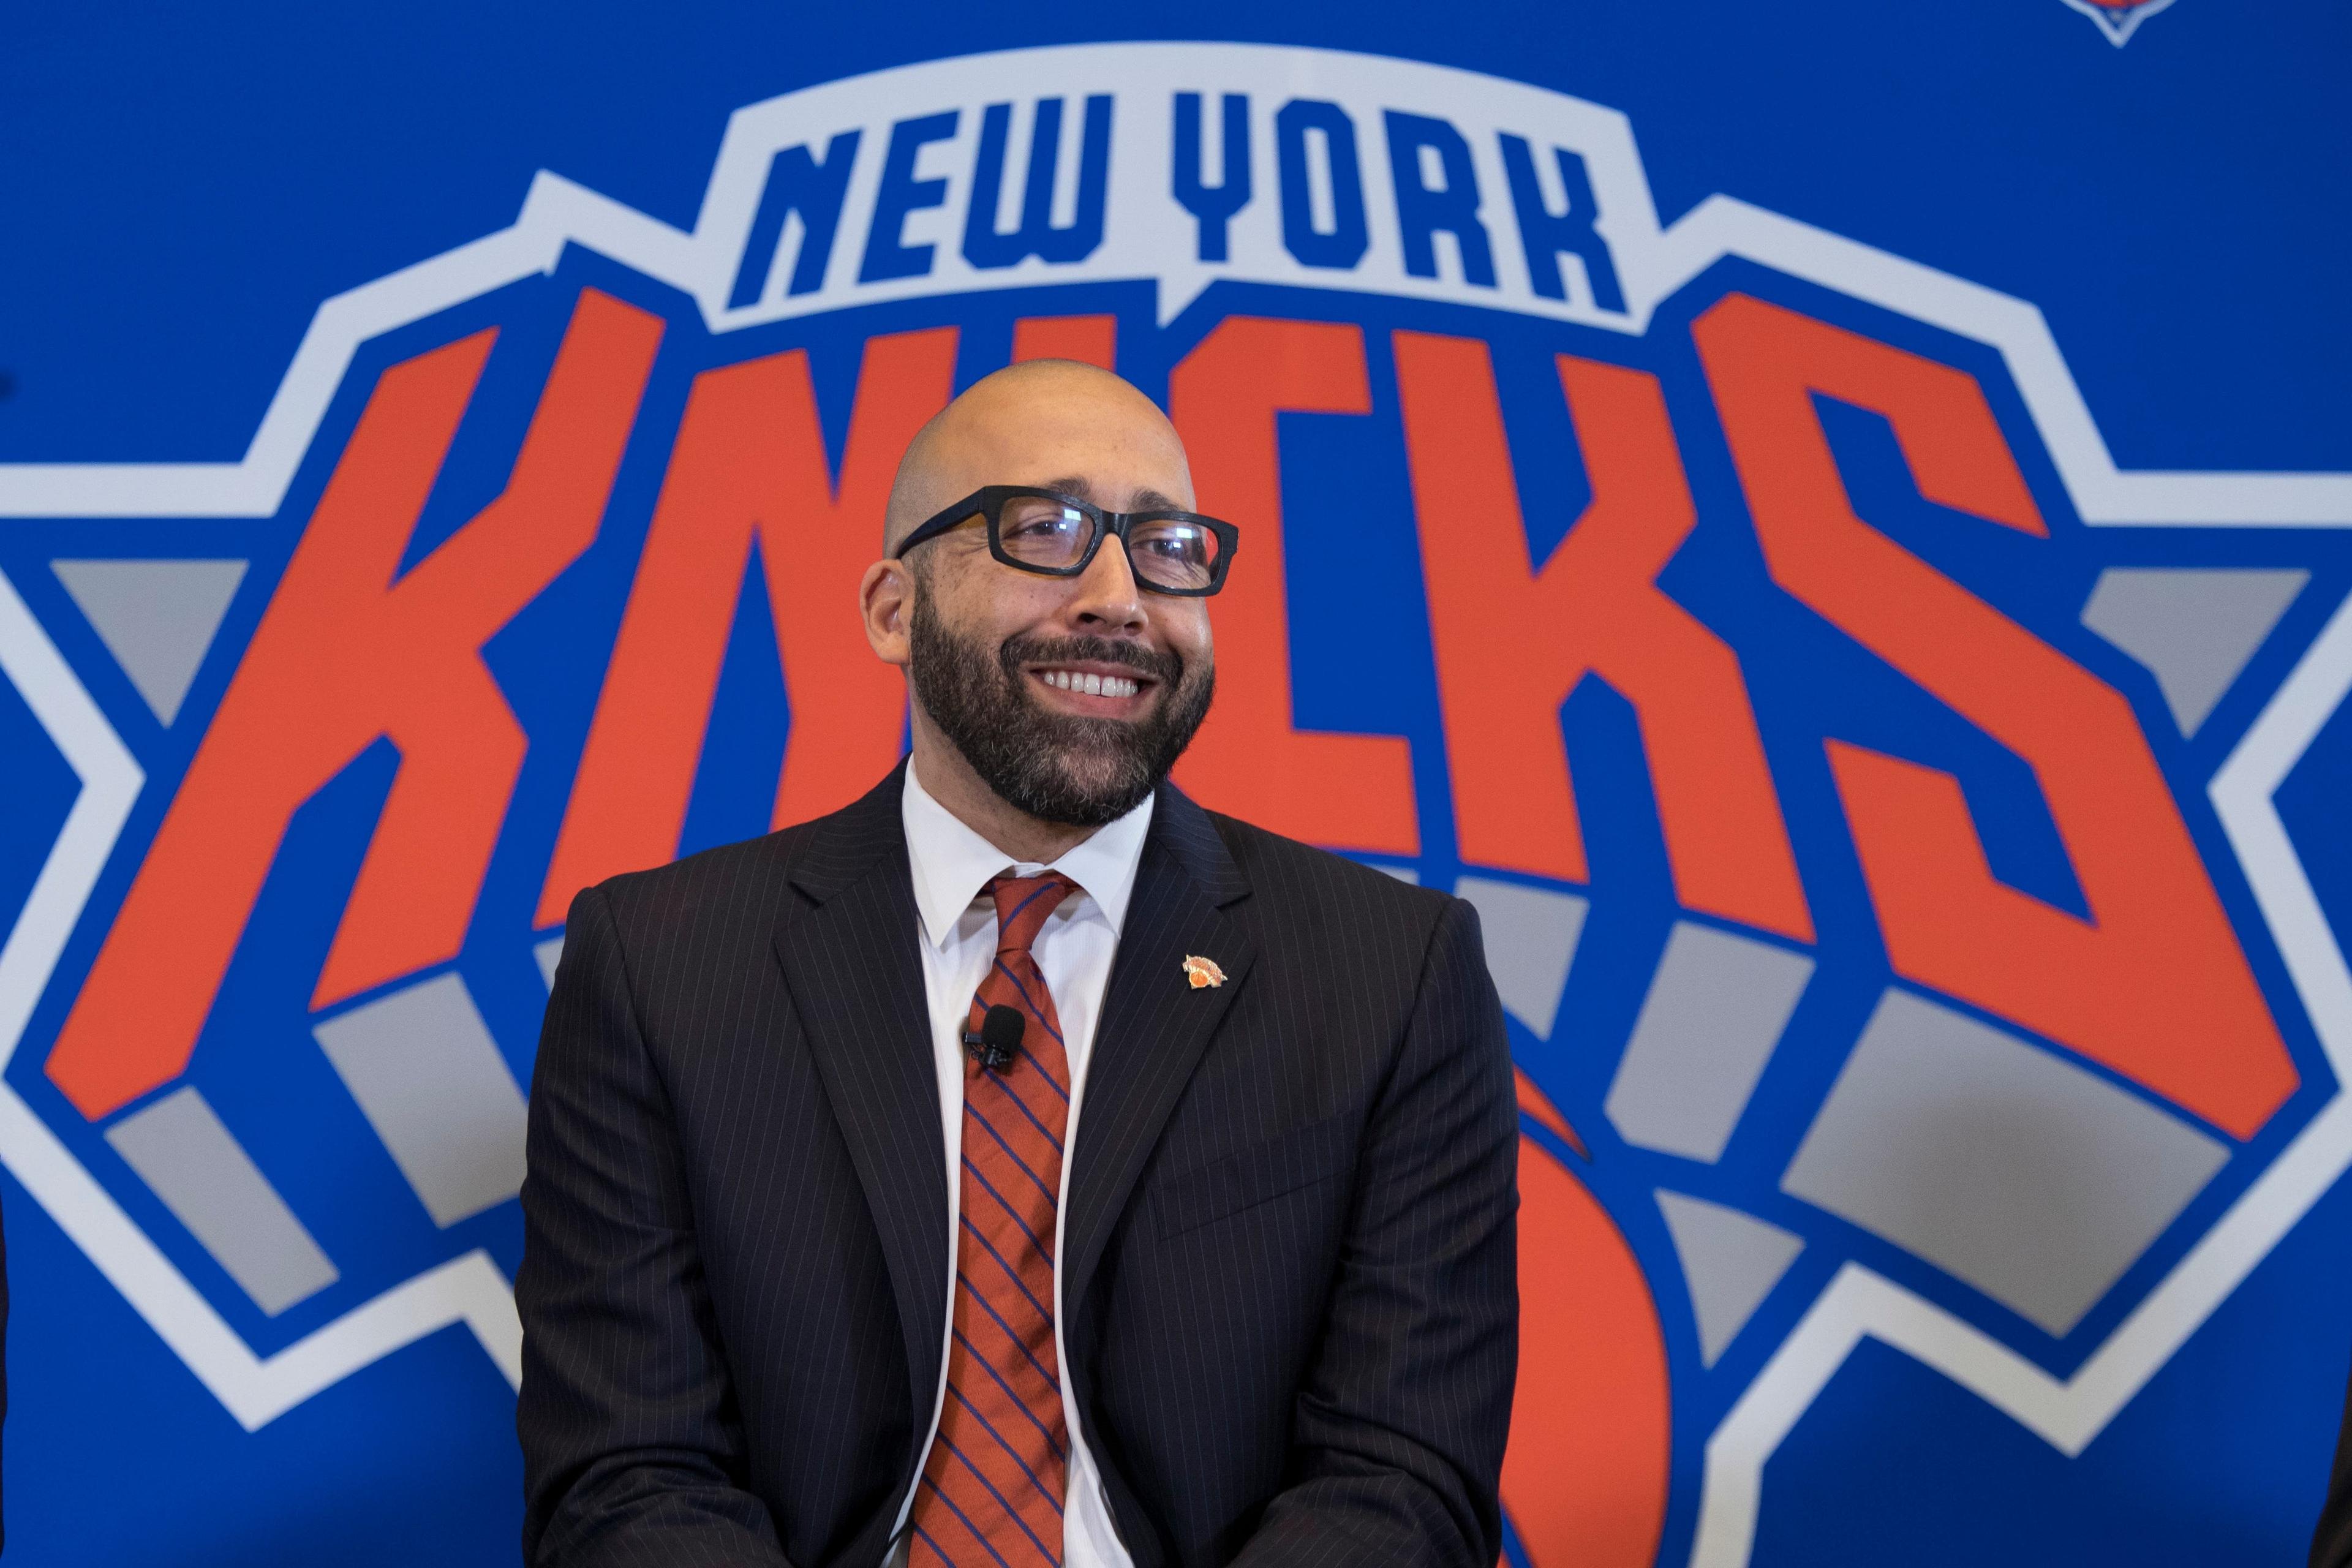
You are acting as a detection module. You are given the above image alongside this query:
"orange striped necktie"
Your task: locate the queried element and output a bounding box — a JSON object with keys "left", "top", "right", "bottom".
{"left": 910, "top": 872, "right": 1079, "bottom": 1568}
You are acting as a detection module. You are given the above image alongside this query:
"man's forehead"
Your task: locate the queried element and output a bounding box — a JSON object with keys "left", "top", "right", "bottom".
{"left": 1030, "top": 473, "right": 1188, "bottom": 512}
{"left": 885, "top": 361, "right": 1194, "bottom": 548}
{"left": 937, "top": 401, "right": 1193, "bottom": 502}
{"left": 959, "top": 384, "right": 1176, "bottom": 447}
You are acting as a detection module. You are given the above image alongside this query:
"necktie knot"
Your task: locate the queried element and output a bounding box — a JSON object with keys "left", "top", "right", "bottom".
{"left": 989, "top": 872, "right": 1079, "bottom": 959}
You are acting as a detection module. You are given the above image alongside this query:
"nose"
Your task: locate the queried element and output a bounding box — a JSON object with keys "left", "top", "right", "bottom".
{"left": 1066, "top": 533, "right": 1148, "bottom": 635}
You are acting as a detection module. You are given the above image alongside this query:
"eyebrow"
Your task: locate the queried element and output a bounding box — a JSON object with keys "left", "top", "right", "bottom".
{"left": 1039, "top": 477, "right": 1185, "bottom": 513}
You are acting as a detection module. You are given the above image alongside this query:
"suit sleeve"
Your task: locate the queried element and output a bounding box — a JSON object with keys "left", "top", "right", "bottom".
{"left": 516, "top": 884, "right": 794, "bottom": 1568}
{"left": 1235, "top": 895, "right": 1520, "bottom": 1568}
{"left": 2312, "top": 1362, "right": 2352, "bottom": 1568}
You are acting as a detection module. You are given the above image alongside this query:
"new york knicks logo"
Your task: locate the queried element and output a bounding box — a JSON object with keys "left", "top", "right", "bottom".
{"left": 0, "top": 44, "right": 2345, "bottom": 1567}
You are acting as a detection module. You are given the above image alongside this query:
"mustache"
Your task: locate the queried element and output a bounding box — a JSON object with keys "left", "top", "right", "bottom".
{"left": 1000, "top": 633, "right": 1186, "bottom": 688}
{"left": 908, "top": 591, "right": 1215, "bottom": 827}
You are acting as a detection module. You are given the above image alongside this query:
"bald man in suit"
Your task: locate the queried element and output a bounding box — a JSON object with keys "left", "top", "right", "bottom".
{"left": 516, "top": 358, "right": 1518, "bottom": 1568}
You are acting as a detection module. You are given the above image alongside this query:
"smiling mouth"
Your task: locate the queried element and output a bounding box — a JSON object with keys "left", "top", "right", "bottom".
{"left": 1027, "top": 664, "right": 1157, "bottom": 709}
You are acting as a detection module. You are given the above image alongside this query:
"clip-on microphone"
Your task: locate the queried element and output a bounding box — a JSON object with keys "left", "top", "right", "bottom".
{"left": 963, "top": 1003, "right": 1026, "bottom": 1073}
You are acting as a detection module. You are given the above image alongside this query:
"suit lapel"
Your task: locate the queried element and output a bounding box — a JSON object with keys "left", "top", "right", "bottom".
{"left": 770, "top": 773, "right": 1256, "bottom": 1502}
{"left": 1065, "top": 785, "right": 1256, "bottom": 1313}
{"left": 771, "top": 766, "right": 949, "bottom": 1453}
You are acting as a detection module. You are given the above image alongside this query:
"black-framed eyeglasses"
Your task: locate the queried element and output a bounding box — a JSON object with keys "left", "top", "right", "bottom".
{"left": 892, "top": 486, "right": 1239, "bottom": 597}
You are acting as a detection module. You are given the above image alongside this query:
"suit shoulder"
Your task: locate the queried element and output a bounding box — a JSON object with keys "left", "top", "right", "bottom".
{"left": 1203, "top": 809, "right": 1453, "bottom": 933}
{"left": 578, "top": 816, "right": 827, "bottom": 937}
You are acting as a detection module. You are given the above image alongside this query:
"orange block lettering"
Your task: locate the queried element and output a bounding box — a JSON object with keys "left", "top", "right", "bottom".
{"left": 1694, "top": 292, "right": 2293, "bottom": 1138}
{"left": 1012, "top": 314, "right": 1117, "bottom": 369}
{"left": 48, "top": 288, "right": 663, "bottom": 1119}
{"left": 1501, "top": 1135, "right": 1670, "bottom": 1568}
{"left": 1169, "top": 317, "right": 1418, "bottom": 854}
{"left": 536, "top": 328, "right": 957, "bottom": 925}
{"left": 1395, "top": 331, "right": 1811, "bottom": 940}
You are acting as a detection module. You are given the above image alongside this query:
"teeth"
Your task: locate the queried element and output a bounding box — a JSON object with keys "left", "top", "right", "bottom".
{"left": 1040, "top": 669, "right": 1140, "bottom": 698}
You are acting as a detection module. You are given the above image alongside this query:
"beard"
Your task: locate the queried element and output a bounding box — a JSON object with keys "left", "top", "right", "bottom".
{"left": 907, "top": 587, "right": 1215, "bottom": 828}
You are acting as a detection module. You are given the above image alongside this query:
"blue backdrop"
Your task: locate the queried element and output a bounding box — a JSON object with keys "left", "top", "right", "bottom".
{"left": 2, "top": 6, "right": 2349, "bottom": 1564}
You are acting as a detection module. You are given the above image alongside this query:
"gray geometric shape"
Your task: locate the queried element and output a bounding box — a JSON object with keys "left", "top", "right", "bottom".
{"left": 105, "top": 1086, "right": 339, "bottom": 1315}
{"left": 53, "top": 557, "right": 247, "bottom": 724}
{"left": 1453, "top": 875, "right": 1588, "bottom": 1039}
{"left": 2081, "top": 567, "right": 2307, "bottom": 736}
{"left": 314, "top": 971, "right": 529, "bottom": 1227}
{"left": 533, "top": 934, "right": 565, "bottom": 990}
{"left": 1370, "top": 863, "right": 1420, "bottom": 885}
{"left": 1781, "top": 987, "right": 2230, "bottom": 1336}
{"left": 1605, "top": 922, "right": 1814, "bottom": 1162}
{"left": 1656, "top": 1189, "right": 1804, "bottom": 1366}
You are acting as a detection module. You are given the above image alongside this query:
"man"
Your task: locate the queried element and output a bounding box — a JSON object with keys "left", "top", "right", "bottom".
{"left": 516, "top": 357, "right": 1519, "bottom": 1568}
{"left": 2312, "top": 1369, "right": 2352, "bottom": 1567}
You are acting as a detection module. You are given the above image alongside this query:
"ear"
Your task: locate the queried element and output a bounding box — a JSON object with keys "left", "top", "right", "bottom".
{"left": 860, "top": 558, "right": 914, "bottom": 666}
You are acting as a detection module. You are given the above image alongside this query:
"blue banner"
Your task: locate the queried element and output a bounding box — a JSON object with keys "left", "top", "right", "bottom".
{"left": 3, "top": 9, "right": 2348, "bottom": 1564}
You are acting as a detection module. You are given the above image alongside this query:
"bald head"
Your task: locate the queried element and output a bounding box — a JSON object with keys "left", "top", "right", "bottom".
{"left": 856, "top": 355, "right": 1219, "bottom": 853}
{"left": 883, "top": 358, "right": 1193, "bottom": 554}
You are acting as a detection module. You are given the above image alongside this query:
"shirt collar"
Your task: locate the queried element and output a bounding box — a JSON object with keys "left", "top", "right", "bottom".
{"left": 901, "top": 758, "right": 1156, "bottom": 951}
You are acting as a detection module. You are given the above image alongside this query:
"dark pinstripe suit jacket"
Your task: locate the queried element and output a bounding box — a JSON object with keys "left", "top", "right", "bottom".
{"left": 516, "top": 764, "right": 1518, "bottom": 1568}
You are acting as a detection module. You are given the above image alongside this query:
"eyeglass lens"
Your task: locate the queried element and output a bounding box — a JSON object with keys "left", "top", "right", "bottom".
{"left": 996, "top": 494, "right": 1096, "bottom": 569}
{"left": 995, "top": 494, "right": 1223, "bottom": 591}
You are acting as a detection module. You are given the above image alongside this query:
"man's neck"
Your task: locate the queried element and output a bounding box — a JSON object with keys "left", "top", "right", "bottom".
{"left": 907, "top": 722, "right": 1103, "bottom": 867}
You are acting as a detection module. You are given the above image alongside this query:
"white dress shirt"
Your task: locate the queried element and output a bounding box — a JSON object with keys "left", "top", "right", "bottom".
{"left": 886, "top": 759, "right": 1150, "bottom": 1568}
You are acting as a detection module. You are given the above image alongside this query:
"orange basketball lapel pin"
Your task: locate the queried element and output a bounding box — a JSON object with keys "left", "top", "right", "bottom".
{"left": 1182, "top": 954, "right": 1226, "bottom": 989}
